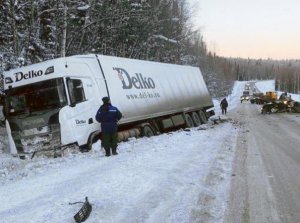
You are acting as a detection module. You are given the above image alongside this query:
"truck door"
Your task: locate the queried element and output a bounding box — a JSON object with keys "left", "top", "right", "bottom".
{"left": 60, "top": 77, "right": 99, "bottom": 146}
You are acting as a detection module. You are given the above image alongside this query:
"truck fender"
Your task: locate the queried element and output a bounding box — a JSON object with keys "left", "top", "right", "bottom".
{"left": 80, "top": 130, "right": 101, "bottom": 152}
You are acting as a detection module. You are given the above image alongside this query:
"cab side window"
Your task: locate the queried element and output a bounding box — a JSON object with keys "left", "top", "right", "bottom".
{"left": 67, "top": 79, "right": 86, "bottom": 105}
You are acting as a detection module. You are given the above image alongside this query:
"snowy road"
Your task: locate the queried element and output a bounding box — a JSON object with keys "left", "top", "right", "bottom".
{"left": 225, "top": 102, "right": 300, "bottom": 223}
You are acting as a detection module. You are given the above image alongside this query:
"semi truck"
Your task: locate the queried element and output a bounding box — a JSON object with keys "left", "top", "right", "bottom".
{"left": 3, "top": 54, "right": 214, "bottom": 158}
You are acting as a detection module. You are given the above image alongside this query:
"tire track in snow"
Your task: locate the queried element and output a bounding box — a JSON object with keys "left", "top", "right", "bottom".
{"left": 190, "top": 118, "right": 239, "bottom": 223}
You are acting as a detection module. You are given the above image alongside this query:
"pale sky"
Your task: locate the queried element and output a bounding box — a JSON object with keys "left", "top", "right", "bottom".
{"left": 188, "top": 0, "right": 300, "bottom": 60}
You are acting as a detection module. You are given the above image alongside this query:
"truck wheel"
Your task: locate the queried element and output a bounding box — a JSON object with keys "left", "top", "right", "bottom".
{"left": 191, "top": 112, "right": 201, "bottom": 126}
{"left": 198, "top": 110, "right": 207, "bottom": 124}
{"left": 79, "top": 144, "right": 91, "bottom": 152}
{"left": 142, "top": 125, "right": 155, "bottom": 137}
{"left": 184, "top": 114, "right": 194, "bottom": 128}
{"left": 80, "top": 133, "right": 100, "bottom": 152}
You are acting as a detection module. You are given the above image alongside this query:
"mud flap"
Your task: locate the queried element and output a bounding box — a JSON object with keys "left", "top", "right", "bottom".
{"left": 70, "top": 197, "right": 92, "bottom": 223}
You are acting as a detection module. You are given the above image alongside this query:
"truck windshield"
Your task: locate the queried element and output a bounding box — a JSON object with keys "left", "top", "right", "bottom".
{"left": 4, "top": 78, "right": 67, "bottom": 116}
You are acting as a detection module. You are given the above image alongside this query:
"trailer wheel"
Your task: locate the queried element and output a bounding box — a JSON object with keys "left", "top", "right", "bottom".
{"left": 191, "top": 112, "right": 201, "bottom": 126}
{"left": 184, "top": 114, "right": 194, "bottom": 128}
{"left": 142, "top": 125, "right": 155, "bottom": 137}
{"left": 198, "top": 110, "right": 207, "bottom": 124}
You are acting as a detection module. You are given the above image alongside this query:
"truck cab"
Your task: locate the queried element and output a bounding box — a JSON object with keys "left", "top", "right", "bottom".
{"left": 3, "top": 59, "right": 102, "bottom": 157}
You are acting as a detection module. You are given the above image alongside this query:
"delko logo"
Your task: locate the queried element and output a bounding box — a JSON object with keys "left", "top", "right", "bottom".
{"left": 12, "top": 66, "right": 54, "bottom": 83}
{"left": 14, "top": 70, "right": 43, "bottom": 82}
{"left": 114, "top": 67, "right": 155, "bottom": 89}
{"left": 76, "top": 119, "right": 86, "bottom": 125}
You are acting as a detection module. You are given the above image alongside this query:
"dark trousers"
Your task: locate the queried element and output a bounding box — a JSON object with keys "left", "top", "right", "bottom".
{"left": 222, "top": 107, "right": 227, "bottom": 115}
{"left": 102, "top": 132, "right": 118, "bottom": 156}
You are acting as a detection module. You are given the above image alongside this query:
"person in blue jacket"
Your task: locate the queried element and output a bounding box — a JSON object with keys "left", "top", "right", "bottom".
{"left": 95, "top": 97, "right": 122, "bottom": 156}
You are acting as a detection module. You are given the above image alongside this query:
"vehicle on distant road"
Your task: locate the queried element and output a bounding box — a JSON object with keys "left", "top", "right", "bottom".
{"left": 251, "top": 91, "right": 277, "bottom": 104}
{"left": 244, "top": 83, "right": 251, "bottom": 90}
{"left": 250, "top": 92, "right": 264, "bottom": 104}
{"left": 240, "top": 91, "right": 250, "bottom": 103}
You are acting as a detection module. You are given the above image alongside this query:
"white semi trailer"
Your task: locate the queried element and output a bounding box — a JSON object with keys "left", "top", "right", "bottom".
{"left": 3, "top": 54, "right": 214, "bottom": 157}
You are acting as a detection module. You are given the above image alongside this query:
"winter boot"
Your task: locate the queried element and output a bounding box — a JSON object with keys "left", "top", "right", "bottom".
{"left": 112, "top": 147, "right": 118, "bottom": 155}
{"left": 104, "top": 147, "right": 111, "bottom": 157}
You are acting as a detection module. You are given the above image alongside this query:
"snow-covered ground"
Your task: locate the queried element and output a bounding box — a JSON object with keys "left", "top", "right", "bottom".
{"left": 0, "top": 80, "right": 276, "bottom": 223}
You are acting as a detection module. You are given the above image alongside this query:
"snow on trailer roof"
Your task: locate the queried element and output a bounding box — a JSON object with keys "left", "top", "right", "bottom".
{"left": 80, "top": 54, "right": 202, "bottom": 69}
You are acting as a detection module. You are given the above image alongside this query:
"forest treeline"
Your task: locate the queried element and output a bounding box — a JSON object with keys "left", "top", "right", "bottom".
{"left": 1, "top": 0, "right": 300, "bottom": 96}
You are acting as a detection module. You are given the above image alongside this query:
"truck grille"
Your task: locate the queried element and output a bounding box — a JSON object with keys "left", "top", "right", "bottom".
{"left": 13, "top": 124, "right": 61, "bottom": 154}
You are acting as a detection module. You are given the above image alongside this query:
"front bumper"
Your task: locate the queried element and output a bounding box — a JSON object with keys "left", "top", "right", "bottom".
{"left": 12, "top": 124, "right": 61, "bottom": 156}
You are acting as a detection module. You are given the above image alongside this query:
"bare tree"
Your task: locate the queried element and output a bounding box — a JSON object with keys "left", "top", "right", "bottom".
{"left": 61, "top": 0, "right": 68, "bottom": 57}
